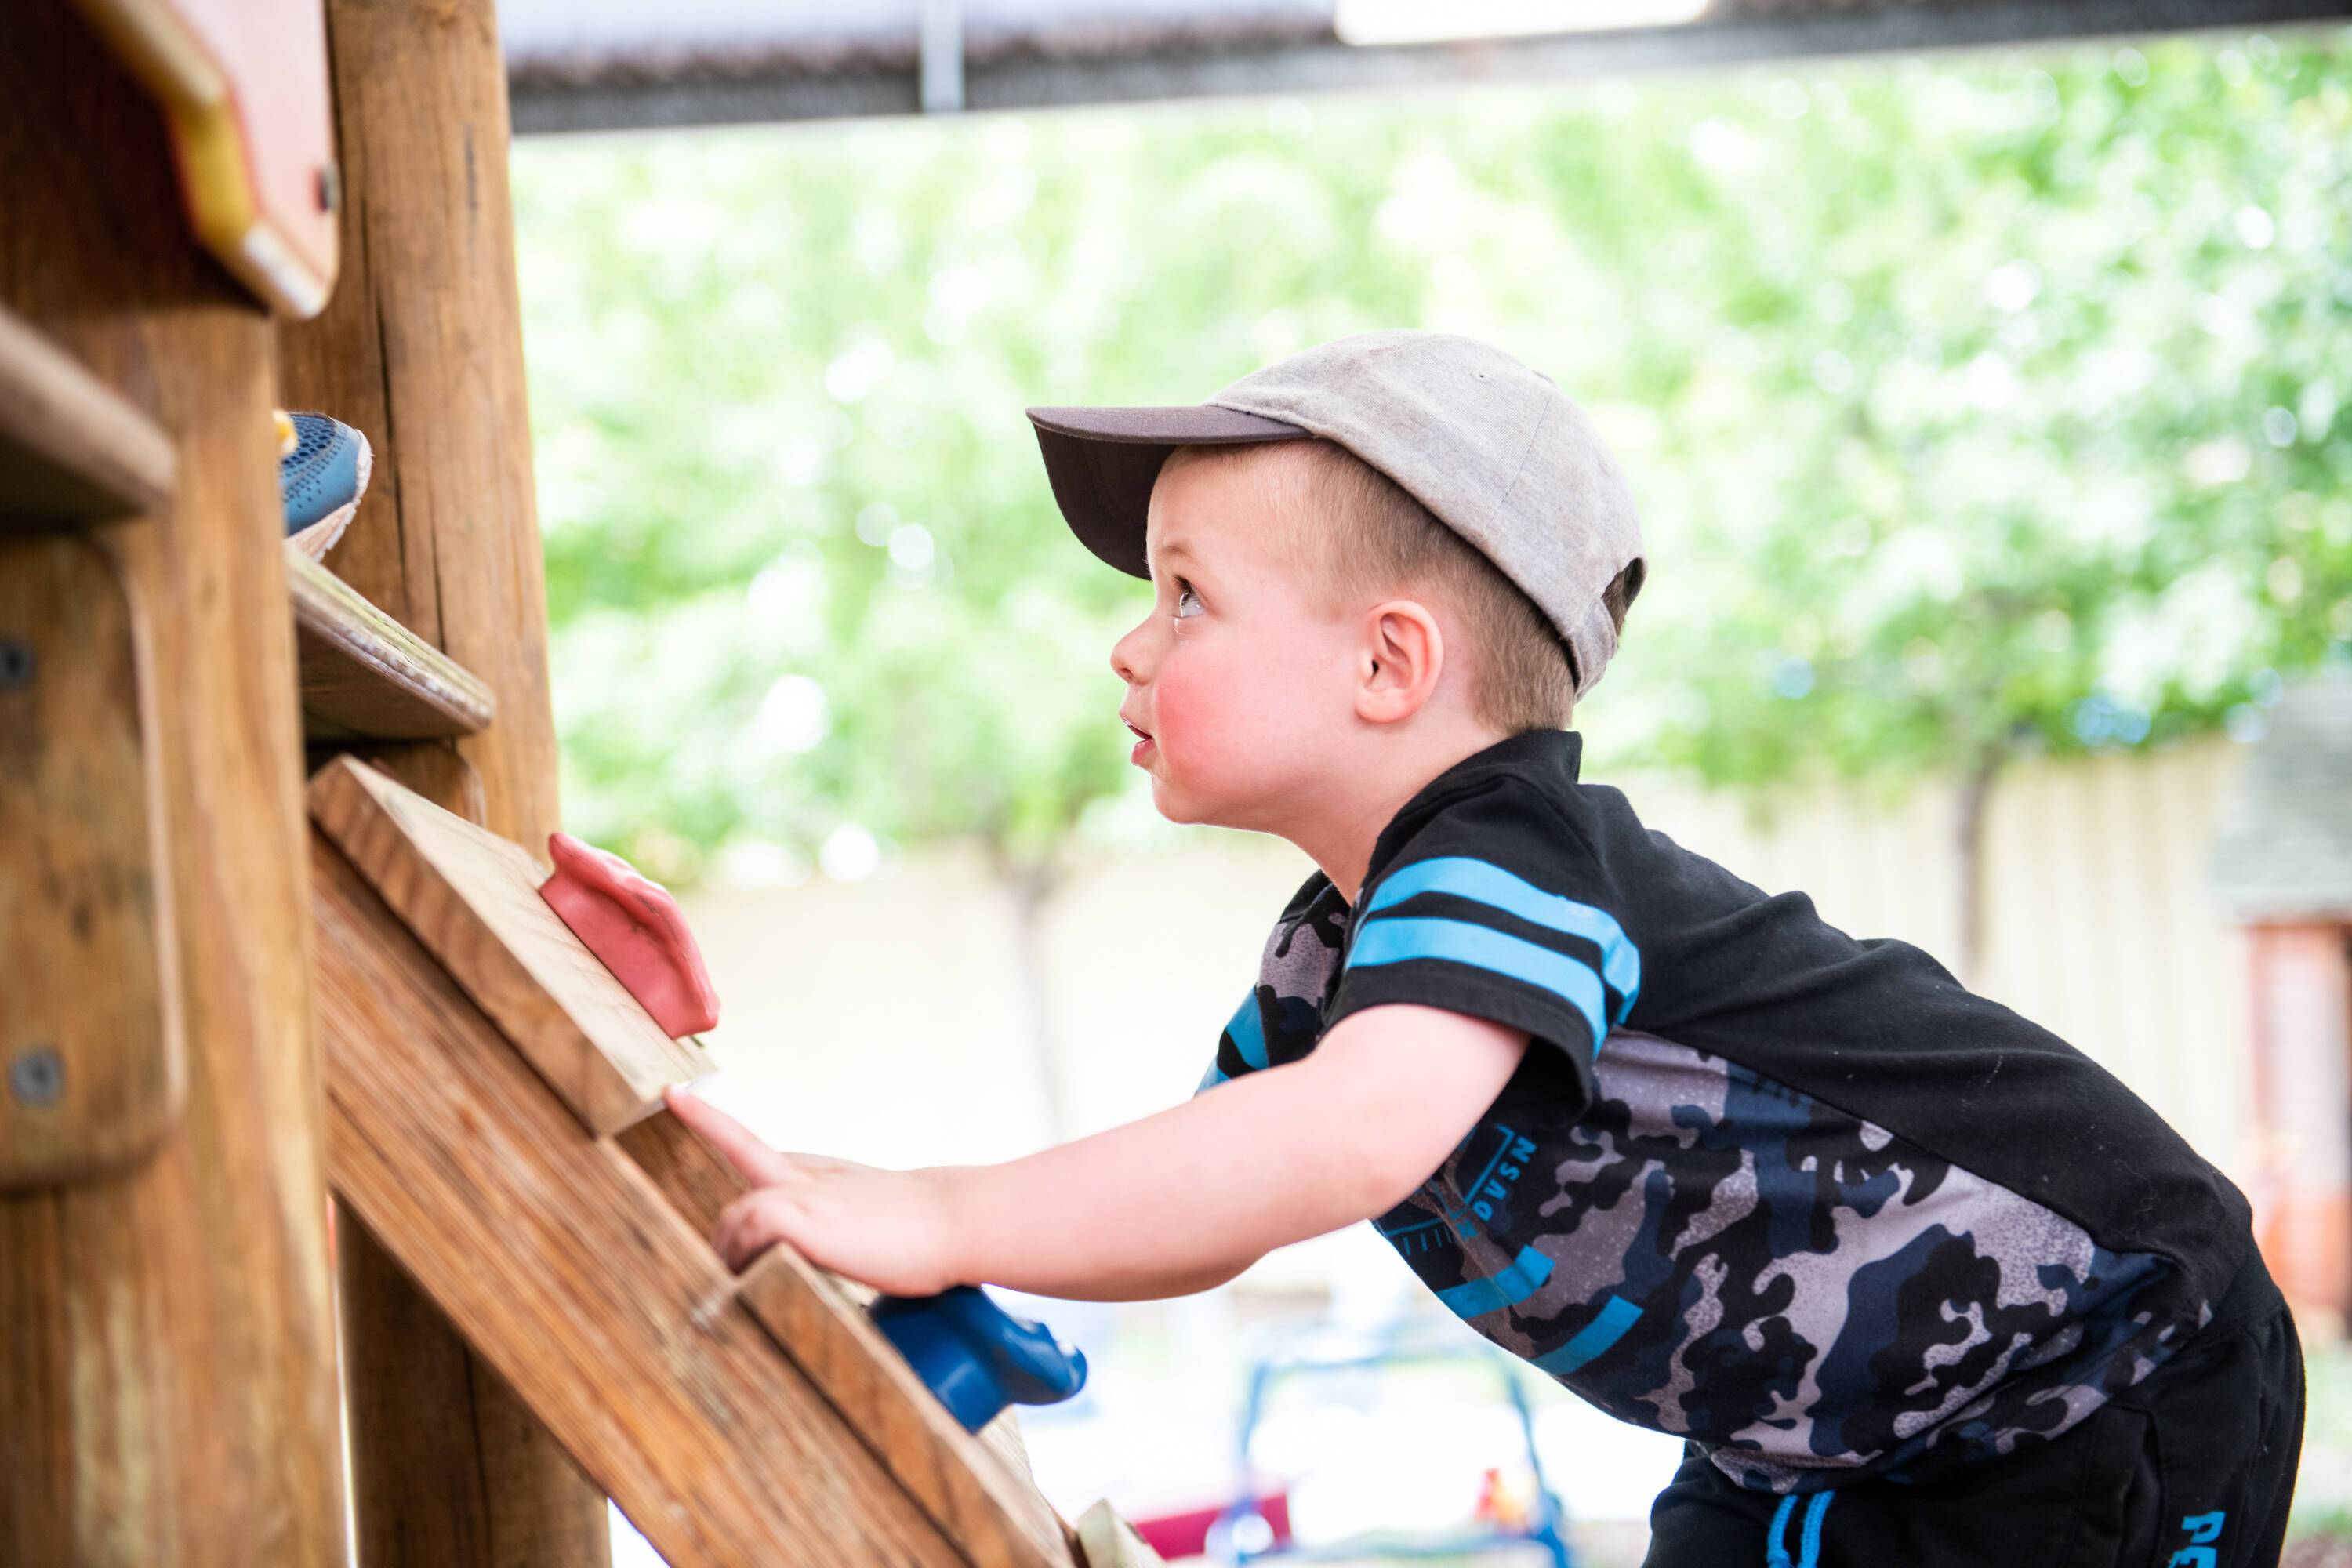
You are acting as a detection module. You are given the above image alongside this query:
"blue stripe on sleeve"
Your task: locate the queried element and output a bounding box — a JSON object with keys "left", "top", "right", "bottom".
{"left": 1346, "top": 917, "right": 1608, "bottom": 1054}
{"left": 1434, "top": 1244, "right": 1554, "bottom": 1319}
{"left": 1529, "top": 1295, "right": 1642, "bottom": 1377}
{"left": 1225, "top": 991, "right": 1269, "bottom": 1071}
{"left": 1364, "top": 856, "right": 1640, "bottom": 1014}
{"left": 1195, "top": 1062, "right": 1229, "bottom": 1095}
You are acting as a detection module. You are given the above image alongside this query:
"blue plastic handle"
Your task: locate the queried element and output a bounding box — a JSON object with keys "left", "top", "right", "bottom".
{"left": 869, "top": 1286, "right": 1087, "bottom": 1433}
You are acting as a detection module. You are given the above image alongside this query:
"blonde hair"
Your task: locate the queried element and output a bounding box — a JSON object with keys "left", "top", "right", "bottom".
{"left": 1169, "top": 440, "right": 1630, "bottom": 733}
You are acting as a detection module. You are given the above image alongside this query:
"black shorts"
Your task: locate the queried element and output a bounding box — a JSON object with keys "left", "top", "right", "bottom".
{"left": 1643, "top": 1245, "right": 2305, "bottom": 1568}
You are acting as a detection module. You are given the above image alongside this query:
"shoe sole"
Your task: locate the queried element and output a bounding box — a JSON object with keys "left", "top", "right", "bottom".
{"left": 286, "top": 432, "right": 372, "bottom": 561}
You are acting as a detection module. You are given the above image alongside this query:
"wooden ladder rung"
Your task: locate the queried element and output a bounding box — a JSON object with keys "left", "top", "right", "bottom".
{"left": 0, "top": 305, "right": 175, "bottom": 523}
{"left": 289, "top": 550, "right": 496, "bottom": 740}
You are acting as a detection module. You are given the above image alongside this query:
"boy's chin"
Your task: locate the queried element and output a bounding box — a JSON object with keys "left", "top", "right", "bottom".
{"left": 1150, "top": 778, "right": 1264, "bottom": 834}
{"left": 1149, "top": 776, "right": 1223, "bottom": 828}
{"left": 1149, "top": 779, "right": 1202, "bottom": 825}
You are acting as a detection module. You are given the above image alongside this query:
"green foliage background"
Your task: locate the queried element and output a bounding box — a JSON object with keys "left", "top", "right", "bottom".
{"left": 513, "top": 29, "right": 2352, "bottom": 884}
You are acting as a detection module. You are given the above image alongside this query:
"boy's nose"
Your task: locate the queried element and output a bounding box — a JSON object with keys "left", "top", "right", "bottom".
{"left": 1109, "top": 619, "right": 1151, "bottom": 684}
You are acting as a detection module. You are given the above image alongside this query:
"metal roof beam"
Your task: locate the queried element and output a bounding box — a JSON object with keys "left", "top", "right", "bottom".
{"left": 510, "top": 0, "right": 2350, "bottom": 136}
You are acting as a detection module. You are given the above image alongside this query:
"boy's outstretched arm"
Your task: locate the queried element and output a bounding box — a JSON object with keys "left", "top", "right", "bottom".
{"left": 666, "top": 1004, "right": 1529, "bottom": 1301}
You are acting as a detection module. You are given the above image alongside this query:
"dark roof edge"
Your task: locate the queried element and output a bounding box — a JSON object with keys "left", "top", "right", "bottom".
{"left": 509, "top": 1, "right": 2352, "bottom": 135}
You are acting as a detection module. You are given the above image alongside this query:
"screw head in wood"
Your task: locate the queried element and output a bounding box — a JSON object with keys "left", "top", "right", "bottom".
{"left": 8, "top": 1045, "right": 63, "bottom": 1107}
{"left": 0, "top": 638, "right": 33, "bottom": 688}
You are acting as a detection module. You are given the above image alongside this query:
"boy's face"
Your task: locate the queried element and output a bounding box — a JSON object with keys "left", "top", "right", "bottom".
{"left": 1110, "top": 448, "right": 1358, "bottom": 833}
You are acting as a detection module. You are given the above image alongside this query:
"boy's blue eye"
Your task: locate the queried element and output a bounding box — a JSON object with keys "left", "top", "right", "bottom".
{"left": 1174, "top": 583, "right": 1203, "bottom": 619}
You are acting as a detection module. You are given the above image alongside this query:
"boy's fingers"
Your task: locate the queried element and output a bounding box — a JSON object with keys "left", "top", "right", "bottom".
{"left": 714, "top": 1191, "right": 789, "bottom": 1273}
{"left": 664, "top": 1084, "right": 787, "bottom": 1184}
{"left": 712, "top": 1191, "right": 753, "bottom": 1269}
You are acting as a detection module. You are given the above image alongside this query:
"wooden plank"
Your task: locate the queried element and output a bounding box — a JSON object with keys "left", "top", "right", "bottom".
{"left": 735, "top": 1250, "right": 1077, "bottom": 1568}
{"left": 319, "top": 742, "right": 605, "bottom": 1568}
{"left": 0, "top": 305, "right": 175, "bottom": 521}
{"left": 617, "top": 1104, "right": 750, "bottom": 1240}
{"left": 622, "top": 1111, "right": 1080, "bottom": 1568}
{"left": 309, "top": 756, "right": 708, "bottom": 1134}
{"left": 289, "top": 549, "right": 496, "bottom": 740}
{"left": 274, "top": 0, "right": 593, "bottom": 1541}
{"left": 0, "top": 8, "right": 345, "bottom": 1559}
{"left": 275, "top": 0, "right": 563, "bottom": 850}
{"left": 310, "top": 833, "right": 971, "bottom": 1568}
{"left": 310, "top": 739, "right": 490, "bottom": 826}
{"left": 0, "top": 534, "right": 183, "bottom": 1185}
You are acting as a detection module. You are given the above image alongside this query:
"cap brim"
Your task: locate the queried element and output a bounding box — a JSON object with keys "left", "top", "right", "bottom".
{"left": 1026, "top": 404, "right": 1310, "bottom": 577}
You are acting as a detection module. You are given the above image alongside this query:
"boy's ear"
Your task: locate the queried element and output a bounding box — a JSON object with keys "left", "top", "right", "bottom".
{"left": 1355, "top": 599, "right": 1445, "bottom": 726}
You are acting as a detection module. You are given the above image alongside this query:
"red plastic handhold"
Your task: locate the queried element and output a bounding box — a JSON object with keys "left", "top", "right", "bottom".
{"left": 538, "top": 832, "right": 720, "bottom": 1037}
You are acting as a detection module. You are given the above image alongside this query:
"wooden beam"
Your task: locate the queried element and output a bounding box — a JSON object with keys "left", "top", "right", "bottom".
{"left": 277, "top": 0, "right": 596, "bottom": 1549}
{"left": 0, "top": 6, "right": 344, "bottom": 1559}
{"left": 622, "top": 1112, "right": 1080, "bottom": 1568}
{"left": 0, "top": 535, "right": 185, "bottom": 1187}
{"left": 310, "top": 832, "right": 972, "bottom": 1568}
{"left": 0, "top": 304, "right": 175, "bottom": 522}
{"left": 736, "top": 1249, "right": 1076, "bottom": 1568}
{"left": 308, "top": 757, "right": 707, "bottom": 1136}
{"left": 276, "top": 0, "right": 561, "bottom": 849}
{"left": 290, "top": 550, "right": 496, "bottom": 741}
{"left": 318, "top": 742, "right": 607, "bottom": 1568}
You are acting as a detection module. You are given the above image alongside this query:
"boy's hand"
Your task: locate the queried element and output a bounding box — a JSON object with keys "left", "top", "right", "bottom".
{"left": 663, "top": 1085, "right": 964, "bottom": 1298}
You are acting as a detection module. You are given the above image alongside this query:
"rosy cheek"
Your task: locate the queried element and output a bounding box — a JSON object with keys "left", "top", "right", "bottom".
{"left": 1146, "top": 650, "right": 1233, "bottom": 769}
{"left": 1150, "top": 661, "right": 1200, "bottom": 749}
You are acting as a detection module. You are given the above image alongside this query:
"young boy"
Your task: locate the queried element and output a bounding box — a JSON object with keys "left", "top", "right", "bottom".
{"left": 670, "top": 331, "right": 2302, "bottom": 1566}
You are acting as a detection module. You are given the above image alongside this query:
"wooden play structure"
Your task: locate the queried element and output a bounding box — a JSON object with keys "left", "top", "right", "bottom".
{"left": 1, "top": 3, "right": 1138, "bottom": 1563}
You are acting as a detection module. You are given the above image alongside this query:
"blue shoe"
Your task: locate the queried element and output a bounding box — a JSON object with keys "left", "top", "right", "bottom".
{"left": 279, "top": 409, "right": 372, "bottom": 560}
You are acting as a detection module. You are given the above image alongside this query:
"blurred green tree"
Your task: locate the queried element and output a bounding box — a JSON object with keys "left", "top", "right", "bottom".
{"left": 515, "top": 28, "right": 2352, "bottom": 1019}
{"left": 1582, "top": 37, "right": 2352, "bottom": 972}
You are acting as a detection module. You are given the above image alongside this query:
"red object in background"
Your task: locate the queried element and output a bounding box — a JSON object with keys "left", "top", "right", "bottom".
{"left": 1127, "top": 1491, "right": 1291, "bottom": 1561}
{"left": 539, "top": 832, "right": 721, "bottom": 1037}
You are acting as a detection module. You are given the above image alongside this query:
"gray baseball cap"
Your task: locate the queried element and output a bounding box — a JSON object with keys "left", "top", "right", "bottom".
{"left": 1026, "top": 330, "right": 1646, "bottom": 695}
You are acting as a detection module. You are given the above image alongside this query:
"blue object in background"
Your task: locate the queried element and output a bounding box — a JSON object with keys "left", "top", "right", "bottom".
{"left": 1218, "top": 1316, "right": 1577, "bottom": 1568}
{"left": 871, "top": 1285, "right": 1088, "bottom": 1433}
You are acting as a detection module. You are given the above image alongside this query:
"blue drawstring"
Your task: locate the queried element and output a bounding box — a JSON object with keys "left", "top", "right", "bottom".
{"left": 1765, "top": 1495, "right": 1798, "bottom": 1568}
{"left": 1798, "top": 1491, "right": 1834, "bottom": 1568}
{"left": 1766, "top": 1490, "right": 1835, "bottom": 1568}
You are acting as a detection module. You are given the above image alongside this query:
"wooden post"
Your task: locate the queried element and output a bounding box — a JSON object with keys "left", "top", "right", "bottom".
{"left": 274, "top": 0, "right": 607, "bottom": 1557}
{"left": 0, "top": 5, "right": 346, "bottom": 1562}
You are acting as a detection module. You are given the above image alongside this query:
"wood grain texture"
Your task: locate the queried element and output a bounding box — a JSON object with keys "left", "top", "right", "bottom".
{"left": 615, "top": 1104, "right": 747, "bottom": 1240}
{"left": 0, "top": 7, "right": 345, "bottom": 1559}
{"left": 274, "top": 0, "right": 592, "bottom": 1544}
{"left": 621, "top": 1109, "right": 1082, "bottom": 1568}
{"left": 274, "top": 0, "right": 561, "bottom": 850}
{"left": 310, "top": 739, "right": 489, "bottom": 826}
{"left": 310, "top": 757, "right": 709, "bottom": 1134}
{"left": 318, "top": 742, "right": 605, "bottom": 1568}
{"left": 310, "top": 833, "right": 970, "bottom": 1568}
{"left": 735, "top": 1249, "right": 1078, "bottom": 1568}
{"left": 336, "top": 1204, "right": 609, "bottom": 1568}
{"left": 0, "top": 304, "right": 175, "bottom": 521}
{"left": 0, "top": 534, "right": 185, "bottom": 1185}
{"left": 289, "top": 549, "right": 495, "bottom": 740}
